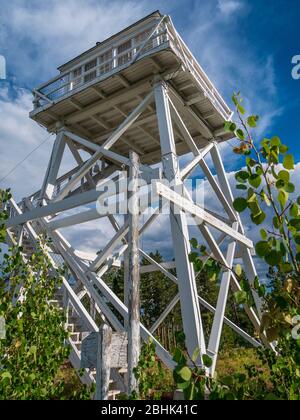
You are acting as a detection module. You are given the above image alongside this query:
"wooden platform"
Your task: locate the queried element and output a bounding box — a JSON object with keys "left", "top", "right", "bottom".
{"left": 30, "top": 11, "right": 233, "bottom": 165}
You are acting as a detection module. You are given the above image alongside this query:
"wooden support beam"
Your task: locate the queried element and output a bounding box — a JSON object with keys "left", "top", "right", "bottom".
{"left": 65, "top": 138, "right": 95, "bottom": 189}
{"left": 53, "top": 92, "right": 153, "bottom": 202}
{"left": 90, "top": 222, "right": 129, "bottom": 272}
{"left": 95, "top": 325, "right": 112, "bottom": 400}
{"left": 40, "top": 131, "right": 66, "bottom": 200}
{"left": 154, "top": 181, "right": 253, "bottom": 248}
{"left": 154, "top": 80, "right": 206, "bottom": 359}
{"left": 180, "top": 143, "right": 214, "bottom": 179}
{"left": 127, "top": 150, "right": 141, "bottom": 394}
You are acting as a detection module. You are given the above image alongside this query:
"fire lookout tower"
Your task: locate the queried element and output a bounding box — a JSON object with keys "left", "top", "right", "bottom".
{"left": 6, "top": 11, "right": 268, "bottom": 397}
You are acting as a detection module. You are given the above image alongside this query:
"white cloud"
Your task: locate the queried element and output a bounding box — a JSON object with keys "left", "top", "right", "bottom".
{"left": 0, "top": 86, "right": 54, "bottom": 198}
{"left": 217, "top": 0, "right": 243, "bottom": 17}
{"left": 183, "top": 1, "right": 282, "bottom": 142}
{"left": 0, "top": 0, "right": 152, "bottom": 86}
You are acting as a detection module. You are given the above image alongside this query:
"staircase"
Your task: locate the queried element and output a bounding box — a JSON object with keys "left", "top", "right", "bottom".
{"left": 6, "top": 214, "right": 127, "bottom": 400}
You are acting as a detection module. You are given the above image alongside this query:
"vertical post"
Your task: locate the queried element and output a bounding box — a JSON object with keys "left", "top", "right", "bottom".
{"left": 207, "top": 222, "right": 238, "bottom": 375}
{"left": 127, "top": 150, "right": 141, "bottom": 394}
{"left": 154, "top": 81, "right": 206, "bottom": 359}
{"left": 95, "top": 324, "right": 112, "bottom": 400}
{"left": 123, "top": 167, "right": 130, "bottom": 324}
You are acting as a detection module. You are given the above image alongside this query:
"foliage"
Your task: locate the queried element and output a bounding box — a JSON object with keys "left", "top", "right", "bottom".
{"left": 182, "top": 94, "right": 300, "bottom": 400}
{"left": 0, "top": 189, "right": 92, "bottom": 400}
{"left": 131, "top": 338, "right": 172, "bottom": 400}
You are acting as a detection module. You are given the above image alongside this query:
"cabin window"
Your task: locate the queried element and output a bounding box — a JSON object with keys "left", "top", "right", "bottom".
{"left": 84, "top": 59, "right": 97, "bottom": 72}
{"left": 134, "top": 29, "right": 153, "bottom": 53}
{"left": 117, "top": 40, "right": 132, "bottom": 54}
{"left": 84, "top": 70, "right": 97, "bottom": 83}
{"left": 117, "top": 51, "right": 132, "bottom": 66}
{"left": 72, "top": 67, "right": 82, "bottom": 78}
{"left": 99, "top": 62, "right": 111, "bottom": 75}
{"left": 99, "top": 50, "right": 112, "bottom": 64}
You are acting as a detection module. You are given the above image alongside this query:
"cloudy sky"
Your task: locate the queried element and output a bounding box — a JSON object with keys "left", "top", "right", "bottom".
{"left": 0, "top": 0, "right": 299, "bottom": 268}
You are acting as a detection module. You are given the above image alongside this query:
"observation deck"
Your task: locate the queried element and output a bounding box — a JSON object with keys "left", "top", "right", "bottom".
{"left": 30, "top": 11, "right": 233, "bottom": 164}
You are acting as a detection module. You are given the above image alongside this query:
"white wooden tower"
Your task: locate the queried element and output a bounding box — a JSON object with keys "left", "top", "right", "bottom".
{"left": 6, "top": 11, "right": 268, "bottom": 395}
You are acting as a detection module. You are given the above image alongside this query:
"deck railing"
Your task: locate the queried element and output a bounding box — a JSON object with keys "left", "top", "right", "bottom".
{"left": 32, "top": 18, "right": 168, "bottom": 109}
{"left": 32, "top": 16, "right": 232, "bottom": 120}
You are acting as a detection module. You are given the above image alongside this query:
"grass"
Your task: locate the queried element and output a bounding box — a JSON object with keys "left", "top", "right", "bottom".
{"left": 56, "top": 348, "right": 272, "bottom": 399}
{"left": 217, "top": 347, "right": 270, "bottom": 382}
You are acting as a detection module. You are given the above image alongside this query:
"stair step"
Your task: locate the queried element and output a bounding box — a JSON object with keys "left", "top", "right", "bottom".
{"left": 67, "top": 324, "right": 75, "bottom": 333}
{"left": 108, "top": 390, "right": 121, "bottom": 400}
{"left": 70, "top": 332, "right": 80, "bottom": 341}
{"left": 74, "top": 341, "right": 81, "bottom": 351}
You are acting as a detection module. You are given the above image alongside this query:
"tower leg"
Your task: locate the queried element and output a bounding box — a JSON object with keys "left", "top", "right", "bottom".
{"left": 154, "top": 81, "right": 206, "bottom": 358}
{"left": 40, "top": 130, "right": 65, "bottom": 200}
{"left": 127, "top": 150, "right": 141, "bottom": 394}
{"left": 210, "top": 144, "right": 262, "bottom": 313}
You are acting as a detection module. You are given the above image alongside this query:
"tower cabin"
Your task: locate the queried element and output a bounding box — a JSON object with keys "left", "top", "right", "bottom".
{"left": 30, "top": 11, "right": 233, "bottom": 165}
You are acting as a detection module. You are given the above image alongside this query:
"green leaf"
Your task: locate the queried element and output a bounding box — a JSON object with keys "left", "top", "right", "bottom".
{"left": 191, "top": 347, "right": 200, "bottom": 363}
{"left": 235, "top": 170, "right": 249, "bottom": 183}
{"left": 283, "top": 154, "right": 294, "bottom": 170}
{"left": 237, "top": 104, "right": 245, "bottom": 115}
{"left": 179, "top": 366, "right": 192, "bottom": 381}
{"left": 235, "top": 129, "right": 245, "bottom": 140}
{"left": 173, "top": 348, "right": 185, "bottom": 364}
{"left": 289, "top": 219, "right": 300, "bottom": 230}
{"left": 224, "top": 121, "right": 236, "bottom": 133}
{"left": 261, "top": 190, "right": 271, "bottom": 207}
{"left": 247, "top": 115, "right": 259, "bottom": 128}
{"left": 275, "top": 179, "right": 285, "bottom": 190}
{"left": 246, "top": 157, "right": 256, "bottom": 168}
{"left": 202, "top": 354, "right": 213, "bottom": 368}
{"left": 1, "top": 371, "right": 12, "bottom": 383}
{"left": 290, "top": 203, "right": 299, "bottom": 218}
{"left": 234, "top": 290, "right": 248, "bottom": 305}
{"left": 254, "top": 276, "right": 260, "bottom": 289}
{"left": 249, "top": 174, "right": 262, "bottom": 189}
{"left": 278, "top": 170, "right": 290, "bottom": 183}
{"left": 258, "top": 284, "right": 266, "bottom": 297}
{"left": 265, "top": 250, "right": 281, "bottom": 267}
{"left": 188, "top": 252, "right": 198, "bottom": 263}
{"left": 260, "top": 229, "right": 268, "bottom": 240}
{"left": 247, "top": 196, "right": 262, "bottom": 217}
{"left": 236, "top": 184, "right": 248, "bottom": 190}
{"left": 251, "top": 211, "right": 266, "bottom": 225}
{"left": 280, "top": 262, "right": 293, "bottom": 273}
{"left": 270, "top": 136, "right": 281, "bottom": 147}
{"left": 235, "top": 264, "right": 242, "bottom": 276}
{"left": 232, "top": 94, "right": 239, "bottom": 106}
{"left": 278, "top": 190, "right": 289, "bottom": 210}
{"left": 190, "top": 238, "right": 198, "bottom": 249}
{"left": 255, "top": 241, "right": 270, "bottom": 257}
{"left": 284, "top": 182, "right": 295, "bottom": 193}
{"left": 273, "top": 216, "right": 280, "bottom": 229}
{"left": 233, "top": 197, "right": 248, "bottom": 213}
{"left": 279, "top": 144, "right": 288, "bottom": 154}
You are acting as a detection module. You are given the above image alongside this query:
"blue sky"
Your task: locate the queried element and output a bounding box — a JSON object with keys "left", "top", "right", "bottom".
{"left": 0, "top": 0, "right": 299, "bottom": 262}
